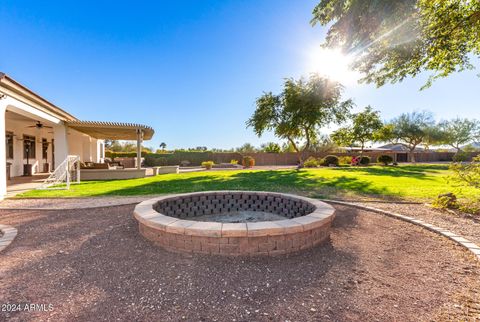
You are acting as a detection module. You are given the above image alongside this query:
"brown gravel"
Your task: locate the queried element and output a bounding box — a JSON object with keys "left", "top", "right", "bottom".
{"left": 0, "top": 197, "right": 150, "bottom": 209}
{"left": 0, "top": 204, "right": 479, "bottom": 321}
{"left": 355, "top": 202, "right": 480, "bottom": 246}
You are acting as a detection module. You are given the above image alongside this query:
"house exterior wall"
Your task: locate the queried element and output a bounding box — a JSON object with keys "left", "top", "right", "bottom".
{"left": 1, "top": 94, "right": 102, "bottom": 199}
{"left": 5, "top": 117, "right": 54, "bottom": 177}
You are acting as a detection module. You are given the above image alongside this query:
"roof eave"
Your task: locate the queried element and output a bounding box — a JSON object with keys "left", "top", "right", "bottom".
{"left": 0, "top": 72, "right": 77, "bottom": 121}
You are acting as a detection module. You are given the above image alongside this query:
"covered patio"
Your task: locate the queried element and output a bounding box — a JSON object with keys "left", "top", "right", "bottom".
{"left": 66, "top": 121, "right": 154, "bottom": 180}
{"left": 1, "top": 72, "right": 155, "bottom": 199}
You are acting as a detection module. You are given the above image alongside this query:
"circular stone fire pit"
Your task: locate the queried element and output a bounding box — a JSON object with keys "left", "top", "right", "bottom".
{"left": 134, "top": 191, "right": 335, "bottom": 256}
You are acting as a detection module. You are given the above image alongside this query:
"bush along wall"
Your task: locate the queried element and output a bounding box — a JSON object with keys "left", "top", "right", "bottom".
{"left": 105, "top": 151, "right": 149, "bottom": 159}
{"left": 144, "top": 151, "right": 243, "bottom": 167}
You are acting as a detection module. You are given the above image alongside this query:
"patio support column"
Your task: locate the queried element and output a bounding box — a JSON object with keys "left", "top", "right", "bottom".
{"left": 0, "top": 95, "right": 7, "bottom": 200}
{"left": 53, "top": 123, "right": 69, "bottom": 169}
{"left": 136, "top": 128, "right": 143, "bottom": 170}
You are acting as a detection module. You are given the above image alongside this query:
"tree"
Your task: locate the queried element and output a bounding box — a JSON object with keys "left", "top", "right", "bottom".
{"left": 438, "top": 118, "right": 480, "bottom": 152}
{"left": 281, "top": 142, "right": 297, "bottom": 153}
{"left": 307, "top": 134, "right": 338, "bottom": 154}
{"left": 450, "top": 156, "right": 480, "bottom": 189}
{"left": 378, "top": 111, "right": 437, "bottom": 162}
{"left": 159, "top": 142, "right": 167, "bottom": 151}
{"left": 107, "top": 141, "right": 136, "bottom": 152}
{"left": 235, "top": 143, "right": 257, "bottom": 154}
{"left": 330, "top": 106, "right": 383, "bottom": 153}
{"left": 104, "top": 139, "right": 118, "bottom": 149}
{"left": 260, "top": 142, "right": 281, "bottom": 153}
{"left": 247, "top": 75, "right": 353, "bottom": 165}
{"left": 311, "top": 0, "right": 480, "bottom": 89}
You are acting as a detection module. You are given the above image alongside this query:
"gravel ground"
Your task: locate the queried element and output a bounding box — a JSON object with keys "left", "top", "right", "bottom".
{"left": 355, "top": 202, "right": 480, "bottom": 246}
{"left": 0, "top": 204, "right": 479, "bottom": 321}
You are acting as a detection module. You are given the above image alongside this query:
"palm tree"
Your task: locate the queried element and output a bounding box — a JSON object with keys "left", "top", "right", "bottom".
{"left": 159, "top": 142, "right": 167, "bottom": 151}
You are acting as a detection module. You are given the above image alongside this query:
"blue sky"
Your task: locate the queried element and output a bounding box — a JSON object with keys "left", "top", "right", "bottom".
{"left": 1, "top": 0, "right": 478, "bottom": 150}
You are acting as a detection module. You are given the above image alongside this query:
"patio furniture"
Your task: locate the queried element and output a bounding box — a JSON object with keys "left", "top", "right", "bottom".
{"left": 107, "top": 161, "right": 125, "bottom": 169}
{"left": 6, "top": 162, "right": 11, "bottom": 181}
{"left": 80, "top": 162, "right": 109, "bottom": 170}
{"left": 23, "top": 164, "right": 33, "bottom": 176}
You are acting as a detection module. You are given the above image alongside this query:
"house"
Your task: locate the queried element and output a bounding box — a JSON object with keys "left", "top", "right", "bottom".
{"left": 0, "top": 72, "right": 154, "bottom": 199}
{"left": 377, "top": 143, "right": 425, "bottom": 152}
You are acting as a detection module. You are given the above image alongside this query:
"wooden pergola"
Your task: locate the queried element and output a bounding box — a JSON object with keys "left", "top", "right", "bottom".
{"left": 67, "top": 121, "right": 154, "bottom": 169}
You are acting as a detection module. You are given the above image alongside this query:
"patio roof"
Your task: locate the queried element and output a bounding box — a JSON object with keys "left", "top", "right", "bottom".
{"left": 67, "top": 121, "right": 154, "bottom": 140}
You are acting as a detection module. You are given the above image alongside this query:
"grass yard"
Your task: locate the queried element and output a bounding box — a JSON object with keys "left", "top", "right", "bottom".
{"left": 18, "top": 164, "right": 478, "bottom": 201}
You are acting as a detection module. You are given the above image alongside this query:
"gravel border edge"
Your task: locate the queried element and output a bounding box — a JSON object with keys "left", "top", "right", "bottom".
{"left": 0, "top": 224, "right": 17, "bottom": 252}
{"left": 321, "top": 199, "right": 480, "bottom": 262}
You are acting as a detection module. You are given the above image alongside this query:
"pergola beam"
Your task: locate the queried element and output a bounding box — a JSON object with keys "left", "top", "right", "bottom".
{"left": 66, "top": 121, "right": 154, "bottom": 140}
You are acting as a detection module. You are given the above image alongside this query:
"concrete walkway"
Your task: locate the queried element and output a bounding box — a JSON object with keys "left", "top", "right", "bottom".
{"left": 6, "top": 174, "right": 49, "bottom": 198}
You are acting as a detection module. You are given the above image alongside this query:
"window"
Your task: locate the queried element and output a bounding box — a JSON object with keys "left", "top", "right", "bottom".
{"left": 23, "top": 135, "right": 36, "bottom": 159}
{"left": 6, "top": 132, "right": 14, "bottom": 159}
{"left": 42, "top": 138, "right": 48, "bottom": 160}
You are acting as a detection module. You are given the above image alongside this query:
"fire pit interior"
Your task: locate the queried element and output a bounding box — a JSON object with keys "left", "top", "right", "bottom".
{"left": 153, "top": 192, "right": 316, "bottom": 223}
{"left": 134, "top": 191, "right": 335, "bottom": 256}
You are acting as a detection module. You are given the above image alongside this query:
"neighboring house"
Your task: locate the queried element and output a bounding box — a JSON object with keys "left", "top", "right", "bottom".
{"left": 461, "top": 142, "right": 480, "bottom": 151}
{"left": 338, "top": 147, "right": 393, "bottom": 153}
{"left": 377, "top": 143, "right": 425, "bottom": 152}
{"left": 1, "top": 72, "right": 153, "bottom": 199}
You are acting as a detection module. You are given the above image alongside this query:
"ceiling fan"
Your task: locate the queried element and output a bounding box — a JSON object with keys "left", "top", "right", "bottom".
{"left": 27, "top": 121, "right": 53, "bottom": 129}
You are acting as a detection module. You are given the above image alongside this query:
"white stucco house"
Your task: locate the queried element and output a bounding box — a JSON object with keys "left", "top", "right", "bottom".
{"left": 0, "top": 72, "right": 154, "bottom": 199}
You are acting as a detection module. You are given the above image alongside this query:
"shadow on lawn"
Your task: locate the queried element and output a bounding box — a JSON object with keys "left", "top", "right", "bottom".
{"left": 329, "top": 164, "right": 447, "bottom": 179}
{"left": 89, "top": 170, "right": 392, "bottom": 199}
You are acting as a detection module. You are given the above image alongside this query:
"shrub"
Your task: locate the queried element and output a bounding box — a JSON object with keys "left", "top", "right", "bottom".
{"left": 242, "top": 156, "right": 255, "bottom": 168}
{"left": 358, "top": 156, "right": 371, "bottom": 165}
{"left": 303, "top": 157, "right": 319, "bottom": 168}
{"left": 320, "top": 155, "right": 339, "bottom": 167}
{"left": 458, "top": 199, "right": 480, "bottom": 216}
{"left": 106, "top": 151, "right": 148, "bottom": 159}
{"left": 201, "top": 161, "right": 214, "bottom": 169}
{"left": 144, "top": 155, "right": 168, "bottom": 166}
{"left": 377, "top": 155, "right": 393, "bottom": 165}
{"left": 338, "top": 156, "right": 352, "bottom": 165}
{"left": 230, "top": 159, "right": 239, "bottom": 165}
{"left": 351, "top": 156, "right": 360, "bottom": 166}
{"left": 450, "top": 156, "right": 480, "bottom": 189}
{"left": 452, "top": 151, "right": 469, "bottom": 162}
{"left": 432, "top": 192, "right": 458, "bottom": 209}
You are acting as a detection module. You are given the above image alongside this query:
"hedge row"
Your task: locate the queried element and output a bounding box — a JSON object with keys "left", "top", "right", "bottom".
{"left": 143, "top": 151, "right": 243, "bottom": 166}
{"left": 105, "top": 151, "right": 149, "bottom": 158}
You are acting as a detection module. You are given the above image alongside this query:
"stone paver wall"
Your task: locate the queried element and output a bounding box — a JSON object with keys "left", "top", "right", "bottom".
{"left": 153, "top": 192, "right": 315, "bottom": 219}
{"left": 134, "top": 191, "right": 335, "bottom": 256}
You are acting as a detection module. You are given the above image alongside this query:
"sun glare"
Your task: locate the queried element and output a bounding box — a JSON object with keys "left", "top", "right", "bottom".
{"left": 307, "top": 47, "right": 360, "bottom": 85}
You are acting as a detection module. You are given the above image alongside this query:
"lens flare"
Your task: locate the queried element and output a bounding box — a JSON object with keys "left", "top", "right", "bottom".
{"left": 307, "top": 47, "right": 360, "bottom": 85}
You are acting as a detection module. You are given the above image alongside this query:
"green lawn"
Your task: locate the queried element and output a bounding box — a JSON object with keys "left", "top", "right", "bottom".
{"left": 18, "top": 164, "right": 478, "bottom": 201}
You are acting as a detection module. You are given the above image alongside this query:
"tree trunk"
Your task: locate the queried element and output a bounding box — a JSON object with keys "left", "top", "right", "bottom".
{"left": 409, "top": 147, "right": 416, "bottom": 163}
{"left": 288, "top": 138, "right": 303, "bottom": 167}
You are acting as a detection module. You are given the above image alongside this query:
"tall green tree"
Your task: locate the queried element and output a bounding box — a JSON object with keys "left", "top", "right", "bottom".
{"left": 260, "top": 142, "right": 282, "bottom": 153}
{"left": 438, "top": 118, "right": 480, "bottom": 152}
{"left": 330, "top": 106, "right": 383, "bottom": 153}
{"left": 235, "top": 143, "right": 257, "bottom": 154}
{"left": 247, "top": 75, "right": 353, "bottom": 165}
{"left": 311, "top": 0, "right": 480, "bottom": 89}
{"left": 378, "top": 111, "right": 437, "bottom": 162}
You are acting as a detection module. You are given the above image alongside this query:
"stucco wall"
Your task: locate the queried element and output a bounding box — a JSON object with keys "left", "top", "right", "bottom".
{"left": 5, "top": 117, "right": 54, "bottom": 177}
